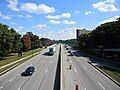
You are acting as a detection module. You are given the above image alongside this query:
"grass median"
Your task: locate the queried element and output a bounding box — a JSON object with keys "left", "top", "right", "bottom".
{"left": 99, "top": 66, "right": 120, "bottom": 83}
{"left": 0, "top": 48, "right": 42, "bottom": 74}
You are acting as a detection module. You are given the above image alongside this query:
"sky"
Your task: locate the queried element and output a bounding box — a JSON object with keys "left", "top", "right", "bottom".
{"left": 0, "top": 0, "right": 120, "bottom": 40}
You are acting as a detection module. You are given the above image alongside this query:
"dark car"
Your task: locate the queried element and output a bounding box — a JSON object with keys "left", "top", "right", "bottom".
{"left": 68, "top": 52, "right": 73, "bottom": 56}
{"left": 21, "top": 66, "right": 35, "bottom": 76}
{"left": 67, "top": 50, "right": 71, "bottom": 53}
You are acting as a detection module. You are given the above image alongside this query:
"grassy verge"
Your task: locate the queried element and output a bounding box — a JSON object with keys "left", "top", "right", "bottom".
{"left": 99, "top": 66, "right": 120, "bottom": 83}
{"left": 0, "top": 48, "right": 42, "bottom": 74}
{"left": 0, "top": 48, "right": 42, "bottom": 67}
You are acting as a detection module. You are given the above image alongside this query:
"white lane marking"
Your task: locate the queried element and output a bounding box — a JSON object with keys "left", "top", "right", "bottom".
{"left": 50, "top": 61, "right": 52, "bottom": 63}
{"left": 45, "top": 69, "right": 48, "bottom": 73}
{"left": 9, "top": 79, "right": 12, "bottom": 81}
{"left": 74, "top": 68, "right": 77, "bottom": 72}
{"left": 43, "top": 61, "right": 44, "bottom": 63}
{"left": 83, "top": 66, "right": 87, "bottom": 70}
{"left": 84, "top": 88, "right": 86, "bottom": 90}
{"left": 9, "top": 73, "right": 19, "bottom": 82}
{"left": 18, "top": 87, "right": 21, "bottom": 90}
{"left": 0, "top": 86, "right": 3, "bottom": 89}
{"left": 98, "top": 82, "right": 105, "bottom": 90}
{"left": 70, "top": 60, "right": 72, "bottom": 63}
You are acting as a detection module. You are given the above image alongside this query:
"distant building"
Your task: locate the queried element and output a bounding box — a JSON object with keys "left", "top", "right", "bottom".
{"left": 76, "top": 29, "right": 91, "bottom": 40}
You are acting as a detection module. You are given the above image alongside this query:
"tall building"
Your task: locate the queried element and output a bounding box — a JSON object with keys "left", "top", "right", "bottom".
{"left": 76, "top": 29, "right": 90, "bottom": 40}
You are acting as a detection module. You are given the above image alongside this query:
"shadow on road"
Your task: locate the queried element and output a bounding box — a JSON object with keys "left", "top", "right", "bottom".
{"left": 53, "top": 45, "right": 61, "bottom": 90}
{"left": 43, "top": 52, "right": 52, "bottom": 56}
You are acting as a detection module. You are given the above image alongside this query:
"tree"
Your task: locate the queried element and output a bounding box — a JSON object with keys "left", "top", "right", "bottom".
{"left": 26, "top": 32, "right": 43, "bottom": 49}
{"left": 21, "top": 35, "right": 31, "bottom": 51}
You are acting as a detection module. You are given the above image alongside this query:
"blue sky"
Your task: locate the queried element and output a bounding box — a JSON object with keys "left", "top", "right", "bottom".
{"left": 0, "top": 0, "right": 120, "bottom": 40}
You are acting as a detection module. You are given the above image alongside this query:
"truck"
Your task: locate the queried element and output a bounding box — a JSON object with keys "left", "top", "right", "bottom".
{"left": 49, "top": 47, "right": 56, "bottom": 55}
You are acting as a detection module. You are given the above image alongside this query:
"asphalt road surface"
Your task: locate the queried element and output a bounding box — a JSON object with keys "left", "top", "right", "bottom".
{"left": 0, "top": 44, "right": 60, "bottom": 90}
{"left": 61, "top": 44, "right": 120, "bottom": 90}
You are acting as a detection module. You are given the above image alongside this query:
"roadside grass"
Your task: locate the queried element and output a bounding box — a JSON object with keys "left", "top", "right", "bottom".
{"left": 99, "top": 66, "right": 120, "bottom": 83}
{"left": 0, "top": 48, "right": 42, "bottom": 74}
{"left": 0, "top": 48, "right": 42, "bottom": 67}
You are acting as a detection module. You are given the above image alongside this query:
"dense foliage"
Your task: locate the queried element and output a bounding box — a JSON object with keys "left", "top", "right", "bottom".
{"left": 0, "top": 23, "right": 54, "bottom": 59}
{"left": 78, "top": 17, "right": 120, "bottom": 49}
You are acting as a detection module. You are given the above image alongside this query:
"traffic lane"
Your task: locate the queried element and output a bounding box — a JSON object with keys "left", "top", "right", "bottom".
{"left": 73, "top": 56, "right": 120, "bottom": 90}
{"left": 21, "top": 44, "right": 60, "bottom": 90}
{"left": 18, "top": 58, "right": 51, "bottom": 90}
{"left": 70, "top": 57, "right": 102, "bottom": 90}
{"left": 0, "top": 52, "right": 51, "bottom": 90}
{"left": 0, "top": 44, "right": 59, "bottom": 90}
{"left": 62, "top": 44, "right": 85, "bottom": 90}
{"left": 0, "top": 47, "right": 50, "bottom": 88}
{"left": 39, "top": 49, "right": 59, "bottom": 90}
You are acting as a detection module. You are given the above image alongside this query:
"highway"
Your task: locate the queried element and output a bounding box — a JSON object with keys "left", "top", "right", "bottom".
{"left": 0, "top": 44, "right": 120, "bottom": 90}
{"left": 0, "top": 44, "right": 60, "bottom": 90}
{"left": 61, "top": 44, "right": 120, "bottom": 90}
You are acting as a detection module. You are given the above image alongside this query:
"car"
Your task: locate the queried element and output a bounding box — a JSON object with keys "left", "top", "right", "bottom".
{"left": 68, "top": 52, "right": 73, "bottom": 56}
{"left": 21, "top": 66, "right": 35, "bottom": 76}
{"left": 67, "top": 50, "right": 71, "bottom": 53}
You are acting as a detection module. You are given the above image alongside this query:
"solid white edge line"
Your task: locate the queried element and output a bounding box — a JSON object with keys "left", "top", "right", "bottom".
{"left": 84, "top": 66, "right": 87, "bottom": 70}
{"left": 18, "top": 87, "right": 21, "bottom": 90}
{"left": 98, "top": 82, "right": 105, "bottom": 90}
{"left": 74, "top": 68, "right": 77, "bottom": 72}
{"left": 0, "top": 86, "right": 3, "bottom": 89}
{"left": 84, "top": 88, "right": 87, "bottom": 90}
{"left": 45, "top": 69, "right": 48, "bottom": 73}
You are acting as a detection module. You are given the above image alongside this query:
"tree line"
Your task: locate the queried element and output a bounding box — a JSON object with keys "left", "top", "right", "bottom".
{"left": 78, "top": 17, "right": 120, "bottom": 49}
{"left": 0, "top": 23, "right": 54, "bottom": 59}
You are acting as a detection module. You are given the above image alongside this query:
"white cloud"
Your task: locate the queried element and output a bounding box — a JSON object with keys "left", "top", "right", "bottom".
{"left": 33, "top": 24, "right": 48, "bottom": 30}
{"left": 75, "top": 10, "right": 80, "bottom": 14}
{"left": 46, "top": 13, "right": 71, "bottom": 19}
{"left": 84, "top": 11, "right": 95, "bottom": 15}
{"left": 18, "top": 15, "right": 24, "bottom": 17}
{"left": 40, "top": 28, "right": 76, "bottom": 40}
{"left": 7, "top": 0, "right": 20, "bottom": 11}
{"left": 0, "top": 12, "right": 11, "bottom": 20}
{"left": 26, "top": 14, "right": 33, "bottom": 18}
{"left": 21, "top": 3, "right": 55, "bottom": 14}
{"left": 49, "top": 20, "right": 61, "bottom": 24}
{"left": 11, "top": 22, "right": 17, "bottom": 25}
{"left": 93, "top": 0, "right": 119, "bottom": 12}
{"left": 18, "top": 26, "right": 24, "bottom": 29}
{"left": 100, "top": 15, "right": 120, "bottom": 24}
{"left": 62, "top": 20, "right": 76, "bottom": 24}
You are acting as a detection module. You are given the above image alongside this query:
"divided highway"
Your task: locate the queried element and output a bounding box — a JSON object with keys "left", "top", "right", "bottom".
{"left": 0, "top": 44, "right": 60, "bottom": 90}
{"left": 0, "top": 44, "right": 120, "bottom": 90}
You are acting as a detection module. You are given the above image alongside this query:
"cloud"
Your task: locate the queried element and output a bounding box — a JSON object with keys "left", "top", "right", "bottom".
{"left": 26, "top": 14, "right": 33, "bottom": 18}
{"left": 93, "top": 0, "right": 119, "bottom": 12}
{"left": 39, "top": 27, "right": 77, "bottom": 40}
{"left": 62, "top": 20, "right": 76, "bottom": 24}
{"left": 49, "top": 20, "right": 61, "bottom": 24}
{"left": 84, "top": 11, "right": 95, "bottom": 15}
{"left": 49, "top": 19, "right": 76, "bottom": 25}
{"left": 75, "top": 10, "right": 80, "bottom": 14}
{"left": 100, "top": 15, "right": 120, "bottom": 24}
{"left": 46, "top": 13, "right": 71, "bottom": 19}
{"left": 17, "top": 15, "right": 24, "bottom": 17}
{"left": 7, "top": 0, "right": 20, "bottom": 11}
{"left": 0, "top": 12, "right": 11, "bottom": 20}
{"left": 21, "top": 3, "right": 55, "bottom": 14}
{"left": 33, "top": 24, "right": 48, "bottom": 30}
